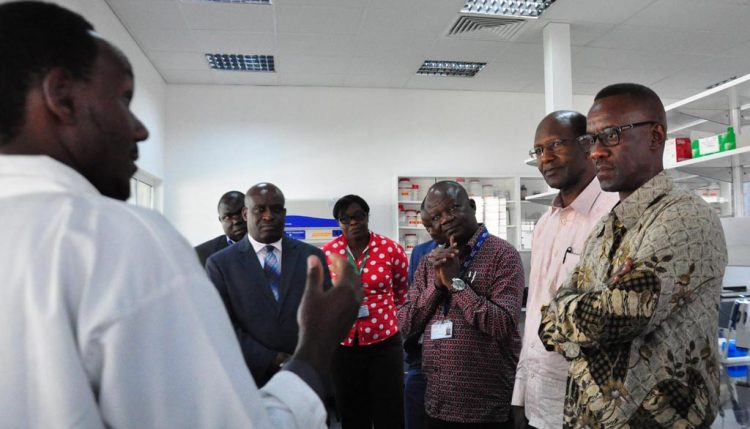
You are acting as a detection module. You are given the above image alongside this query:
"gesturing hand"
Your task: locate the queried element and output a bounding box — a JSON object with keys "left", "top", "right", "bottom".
{"left": 294, "top": 255, "right": 363, "bottom": 375}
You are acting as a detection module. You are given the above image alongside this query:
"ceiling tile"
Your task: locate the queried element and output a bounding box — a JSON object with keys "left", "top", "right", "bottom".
{"left": 625, "top": 0, "right": 750, "bottom": 33}
{"left": 180, "top": 2, "right": 275, "bottom": 32}
{"left": 274, "top": 0, "right": 369, "bottom": 7}
{"left": 126, "top": 25, "right": 198, "bottom": 52}
{"left": 359, "top": 0, "right": 463, "bottom": 38}
{"left": 107, "top": 0, "right": 186, "bottom": 30}
{"left": 147, "top": 51, "right": 210, "bottom": 70}
{"left": 542, "top": 0, "right": 657, "bottom": 25}
{"left": 211, "top": 70, "right": 278, "bottom": 85}
{"left": 348, "top": 56, "right": 422, "bottom": 76}
{"left": 274, "top": 54, "right": 354, "bottom": 74}
{"left": 277, "top": 73, "right": 347, "bottom": 87}
{"left": 160, "top": 69, "right": 215, "bottom": 84}
{"left": 589, "top": 26, "right": 743, "bottom": 55}
{"left": 354, "top": 33, "right": 436, "bottom": 58}
{"left": 275, "top": 6, "right": 365, "bottom": 34}
{"left": 191, "top": 30, "right": 276, "bottom": 53}
{"left": 425, "top": 38, "right": 511, "bottom": 62}
{"left": 277, "top": 33, "right": 358, "bottom": 56}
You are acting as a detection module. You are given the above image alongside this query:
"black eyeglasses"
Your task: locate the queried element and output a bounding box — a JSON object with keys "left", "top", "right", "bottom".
{"left": 339, "top": 211, "right": 367, "bottom": 224}
{"left": 576, "top": 121, "right": 659, "bottom": 148}
{"left": 528, "top": 138, "right": 575, "bottom": 159}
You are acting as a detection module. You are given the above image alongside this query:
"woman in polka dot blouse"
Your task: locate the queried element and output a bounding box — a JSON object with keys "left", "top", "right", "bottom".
{"left": 322, "top": 194, "right": 408, "bottom": 429}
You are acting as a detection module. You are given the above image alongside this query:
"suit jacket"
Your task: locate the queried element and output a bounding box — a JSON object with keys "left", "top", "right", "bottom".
{"left": 195, "top": 234, "right": 231, "bottom": 267}
{"left": 205, "top": 236, "right": 332, "bottom": 387}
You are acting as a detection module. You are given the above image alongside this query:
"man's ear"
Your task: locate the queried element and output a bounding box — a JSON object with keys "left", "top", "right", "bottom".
{"left": 468, "top": 198, "right": 476, "bottom": 212}
{"left": 40, "top": 67, "right": 79, "bottom": 126}
{"left": 651, "top": 123, "right": 666, "bottom": 150}
{"left": 242, "top": 206, "right": 249, "bottom": 222}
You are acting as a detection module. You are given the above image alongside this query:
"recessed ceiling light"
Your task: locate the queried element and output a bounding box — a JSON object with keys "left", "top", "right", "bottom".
{"left": 461, "top": 0, "right": 556, "bottom": 18}
{"left": 206, "top": 54, "right": 275, "bottom": 72}
{"left": 417, "top": 60, "right": 486, "bottom": 78}
{"left": 185, "top": 0, "right": 271, "bottom": 4}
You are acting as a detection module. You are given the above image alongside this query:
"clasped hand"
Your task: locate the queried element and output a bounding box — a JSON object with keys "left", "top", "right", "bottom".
{"left": 428, "top": 236, "right": 462, "bottom": 290}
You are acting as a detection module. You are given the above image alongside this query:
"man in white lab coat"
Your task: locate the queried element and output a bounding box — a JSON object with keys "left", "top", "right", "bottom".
{"left": 0, "top": 2, "right": 362, "bottom": 428}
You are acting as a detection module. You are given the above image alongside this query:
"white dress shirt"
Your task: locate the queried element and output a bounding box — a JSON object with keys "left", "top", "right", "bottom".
{"left": 248, "top": 234, "right": 283, "bottom": 268}
{"left": 511, "top": 177, "right": 618, "bottom": 429}
{"left": 0, "top": 155, "right": 326, "bottom": 429}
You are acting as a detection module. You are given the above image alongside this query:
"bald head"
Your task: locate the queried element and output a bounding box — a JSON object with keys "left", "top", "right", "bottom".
{"left": 535, "top": 110, "right": 586, "bottom": 141}
{"left": 244, "top": 182, "right": 286, "bottom": 244}
{"left": 533, "top": 110, "right": 595, "bottom": 198}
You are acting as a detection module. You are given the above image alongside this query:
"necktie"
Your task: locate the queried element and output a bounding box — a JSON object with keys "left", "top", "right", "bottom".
{"left": 263, "top": 245, "right": 281, "bottom": 301}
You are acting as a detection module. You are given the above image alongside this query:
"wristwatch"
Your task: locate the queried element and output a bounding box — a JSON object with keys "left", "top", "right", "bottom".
{"left": 450, "top": 277, "right": 467, "bottom": 293}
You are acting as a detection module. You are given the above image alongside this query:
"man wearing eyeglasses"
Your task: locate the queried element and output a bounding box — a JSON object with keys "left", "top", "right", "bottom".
{"left": 511, "top": 111, "right": 618, "bottom": 429}
{"left": 539, "top": 83, "right": 727, "bottom": 428}
{"left": 206, "top": 182, "right": 333, "bottom": 387}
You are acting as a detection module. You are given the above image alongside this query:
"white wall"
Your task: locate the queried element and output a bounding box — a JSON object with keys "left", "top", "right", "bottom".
{"left": 165, "top": 84, "right": 594, "bottom": 245}
{"left": 36, "top": 0, "right": 167, "bottom": 205}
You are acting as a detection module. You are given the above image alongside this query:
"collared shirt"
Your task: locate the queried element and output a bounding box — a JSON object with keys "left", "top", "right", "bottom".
{"left": 0, "top": 155, "right": 326, "bottom": 429}
{"left": 248, "top": 234, "right": 283, "bottom": 268}
{"left": 398, "top": 226, "right": 524, "bottom": 423}
{"left": 539, "top": 171, "right": 728, "bottom": 429}
{"left": 512, "top": 178, "right": 617, "bottom": 429}
{"left": 227, "top": 236, "right": 236, "bottom": 246}
{"left": 322, "top": 232, "right": 409, "bottom": 347}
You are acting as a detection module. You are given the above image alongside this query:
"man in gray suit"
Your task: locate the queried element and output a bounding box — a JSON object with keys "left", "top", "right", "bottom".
{"left": 206, "top": 182, "right": 332, "bottom": 386}
{"left": 195, "top": 190, "right": 246, "bottom": 267}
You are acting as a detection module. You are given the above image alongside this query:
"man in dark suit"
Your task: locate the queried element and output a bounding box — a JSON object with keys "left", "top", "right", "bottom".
{"left": 195, "top": 190, "right": 247, "bottom": 267}
{"left": 206, "top": 182, "right": 332, "bottom": 387}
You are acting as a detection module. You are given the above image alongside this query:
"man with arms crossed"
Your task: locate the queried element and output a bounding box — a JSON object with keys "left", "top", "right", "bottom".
{"left": 539, "top": 83, "right": 727, "bottom": 428}
{"left": 0, "top": 2, "right": 361, "bottom": 428}
{"left": 511, "top": 111, "right": 617, "bottom": 429}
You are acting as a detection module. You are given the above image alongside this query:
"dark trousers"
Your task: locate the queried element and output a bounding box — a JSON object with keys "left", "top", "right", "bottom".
{"left": 425, "top": 416, "right": 513, "bottom": 429}
{"left": 404, "top": 367, "right": 426, "bottom": 429}
{"left": 332, "top": 333, "right": 405, "bottom": 429}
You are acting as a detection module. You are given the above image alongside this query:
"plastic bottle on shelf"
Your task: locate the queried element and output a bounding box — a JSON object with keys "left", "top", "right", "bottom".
{"left": 404, "top": 234, "right": 418, "bottom": 251}
{"left": 724, "top": 127, "right": 737, "bottom": 152}
{"left": 405, "top": 210, "right": 418, "bottom": 225}
{"left": 411, "top": 183, "right": 421, "bottom": 201}
{"left": 520, "top": 184, "right": 528, "bottom": 200}
{"left": 398, "top": 178, "right": 412, "bottom": 201}
{"left": 398, "top": 205, "right": 407, "bottom": 225}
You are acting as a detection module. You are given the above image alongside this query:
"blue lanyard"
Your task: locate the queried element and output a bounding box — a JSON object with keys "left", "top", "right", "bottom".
{"left": 443, "top": 227, "right": 489, "bottom": 316}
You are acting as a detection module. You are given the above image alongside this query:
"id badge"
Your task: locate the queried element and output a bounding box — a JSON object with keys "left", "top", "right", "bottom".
{"left": 431, "top": 320, "right": 453, "bottom": 340}
{"left": 358, "top": 305, "right": 370, "bottom": 318}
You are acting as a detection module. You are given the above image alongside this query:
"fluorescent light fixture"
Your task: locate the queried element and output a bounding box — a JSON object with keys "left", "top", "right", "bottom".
{"left": 187, "top": 0, "right": 271, "bottom": 4}
{"left": 461, "top": 0, "right": 556, "bottom": 18}
{"left": 706, "top": 76, "right": 738, "bottom": 90}
{"left": 417, "top": 60, "right": 486, "bottom": 77}
{"left": 206, "top": 54, "right": 275, "bottom": 72}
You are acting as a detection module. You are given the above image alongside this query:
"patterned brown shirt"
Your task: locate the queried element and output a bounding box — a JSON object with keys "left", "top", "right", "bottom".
{"left": 539, "top": 171, "right": 727, "bottom": 429}
{"left": 398, "top": 226, "right": 524, "bottom": 423}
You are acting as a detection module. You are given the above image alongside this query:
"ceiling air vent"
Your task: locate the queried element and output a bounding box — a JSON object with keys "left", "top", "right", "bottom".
{"left": 448, "top": 15, "right": 526, "bottom": 40}
{"left": 448, "top": 0, "right": 557, "bottom": 41}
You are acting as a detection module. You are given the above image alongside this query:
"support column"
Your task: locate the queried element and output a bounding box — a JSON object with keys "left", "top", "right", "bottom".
{"left": 543, "top": 23, "right": 573, "bottom": 114}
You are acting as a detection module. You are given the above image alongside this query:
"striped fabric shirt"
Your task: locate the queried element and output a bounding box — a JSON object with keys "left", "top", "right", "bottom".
{"left": 398, "top": 226, "right": 525, "bottom": 423}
